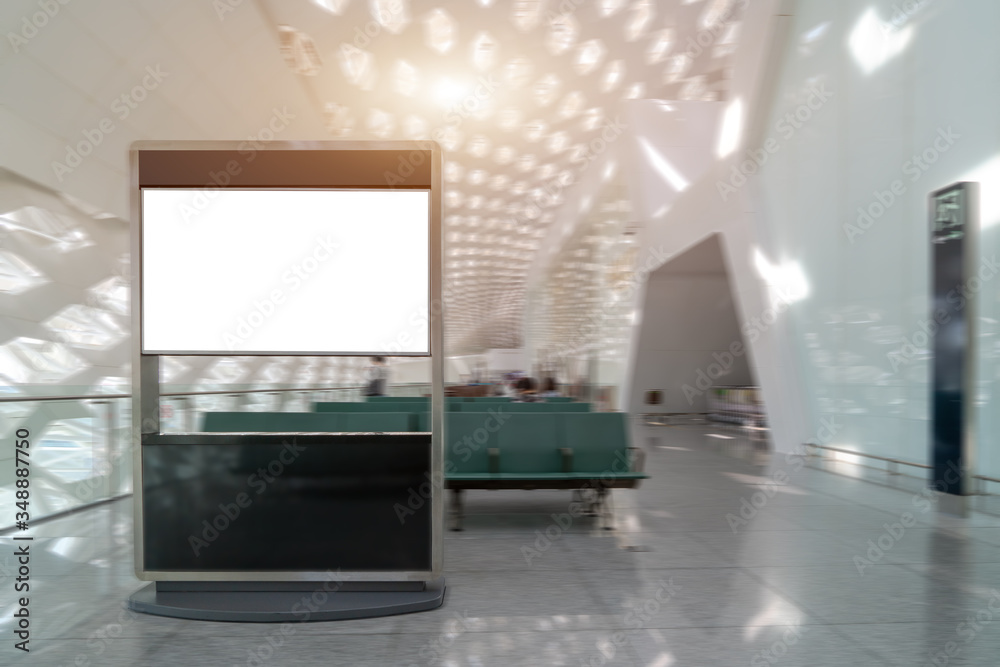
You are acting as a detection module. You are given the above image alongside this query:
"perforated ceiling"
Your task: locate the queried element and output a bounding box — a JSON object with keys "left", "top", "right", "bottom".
{"left": 259, "top": 0, "right": 745, "bottom": 354}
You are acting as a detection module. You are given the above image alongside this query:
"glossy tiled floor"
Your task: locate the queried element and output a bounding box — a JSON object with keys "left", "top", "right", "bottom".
{"left": 4, "top": 420, "right": 1000, "bottom": 666}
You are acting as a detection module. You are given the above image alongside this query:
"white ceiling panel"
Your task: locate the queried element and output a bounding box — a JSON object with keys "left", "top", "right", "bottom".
{"left": 63, "top": 0, "right": 155, "bottom": 60}
{"left": 0, "top": 56, "right": 91, "bottom": 139}
{"left": 157, "top": 4, "right": 239, "bottom": 77}
{"left": 0, "top": 107, "right": 68, "bottom": 192}
{"left": 25, "top": 14, "right": 123, "bottom": 101}
{"left": 0, "top": 0, "right": 57, "bottom": 33}
{"left": 3, "top": 0, "right": 748, "bottom": 355}
{"left": 253, "top": 0, "right": 747, "bottom": 352}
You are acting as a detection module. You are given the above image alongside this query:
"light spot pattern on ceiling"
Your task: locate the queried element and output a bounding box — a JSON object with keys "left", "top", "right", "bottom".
{"left": 263, "top": 0, "right": 745, "bottom": 354}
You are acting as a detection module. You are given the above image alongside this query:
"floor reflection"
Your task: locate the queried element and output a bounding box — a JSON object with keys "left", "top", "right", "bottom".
{"left": 3, "top": 421, "right": 1000, "bottom": 665}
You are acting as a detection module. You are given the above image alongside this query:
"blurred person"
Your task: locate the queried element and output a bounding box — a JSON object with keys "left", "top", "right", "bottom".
{"left": 539, "top": 377, "right": 561, "bottom": 398}
{"left": 498, "top": 373, "right": 519, "bottom": 397}
{"left": 514, "top": 376, "right": 542, "bottom": 402}
{"left": 363, "top": 356, "right": 389, "bottom": 396}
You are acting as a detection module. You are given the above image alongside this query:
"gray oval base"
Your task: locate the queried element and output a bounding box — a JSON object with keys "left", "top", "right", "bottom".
{"left": 127, "top": 578, "right": 446, "bottom": 622}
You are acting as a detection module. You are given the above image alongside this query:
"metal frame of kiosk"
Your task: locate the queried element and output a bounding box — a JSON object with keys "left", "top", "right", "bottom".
{"left": 127, "top": 141, "right": 445, "bottom": 621}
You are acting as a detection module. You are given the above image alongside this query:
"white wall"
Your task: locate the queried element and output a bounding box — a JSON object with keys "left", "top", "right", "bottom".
{"left": 621, "top": 0, "right": 1000, "bottom": 475}
{"left": 485, "top": 349, "right": 526, "bottom": 373}
{"left": 620, "top": 0, "right": 811, "bottom": 452}
{"left": 0, "top": 169, "right": 131, "bottom": 393}
{"left": 630, "top": 259, "right": 753, "bottom": 414}
{"left": 385, "top": 357, "right": 473, "bottom": 385}
{"left": 752, "top": 0, "right": 1000, "bottom": 476}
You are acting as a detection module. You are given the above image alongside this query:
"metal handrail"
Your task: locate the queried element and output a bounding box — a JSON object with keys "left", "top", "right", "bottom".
{"left": 805, "top": 443, "right": 932, "bottom": 470}
{"left": 0, "top": 392, "right": 132, "bottom": 402}
{"left": 162, "top": 386, "right": 352, "bottom": 398}
{"left": 640, "top": 429, "right": 993, "bottom": 488}
{"left": 806, "top": 443, "right": 1000, "bottom": 493}
{"left": 0, "top": 383, "right": 433, "bottom": 403}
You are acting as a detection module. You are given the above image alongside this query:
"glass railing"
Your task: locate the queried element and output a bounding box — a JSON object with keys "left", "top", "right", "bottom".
{"left": 158, "top": 385, "right": 366, "bottom": 432}
{"left": 0, "top": 383, "right": 437, "bottom": 531}
{"left": 0, "top": 381, "right": 613, "bottom": 531}
{"left": 1, "top": 395, "right": 132, "bottom": 531}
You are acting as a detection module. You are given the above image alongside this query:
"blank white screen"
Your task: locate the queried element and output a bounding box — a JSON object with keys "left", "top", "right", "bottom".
{"left": 142, "top": 189, "right": 430, "bottom": 354}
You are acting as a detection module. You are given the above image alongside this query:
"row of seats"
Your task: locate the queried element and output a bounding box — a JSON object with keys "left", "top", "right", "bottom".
{"left": 202, "top": 410, "right": 413, "bottom": 433}
{"left": 200, "top": 409, "right": 639, "bottom": 479}
{"left": 200, "top": 407, "right": 647, "bottom": 530}
{"left": 365, "top": 396, "right": 577, "bottom": 403}
{"left": 314, "top": 401, "right": 590, "bottom": 413}
{"left": 443, "top": 412, "right": 642, "bottom": 479}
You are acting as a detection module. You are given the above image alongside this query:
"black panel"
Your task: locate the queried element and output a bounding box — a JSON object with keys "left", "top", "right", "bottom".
{"left": 930, "top": 183, "right": 972, "bottom": 495}
{"left": 141, "top": 433, "right": 432, "bottom": 572}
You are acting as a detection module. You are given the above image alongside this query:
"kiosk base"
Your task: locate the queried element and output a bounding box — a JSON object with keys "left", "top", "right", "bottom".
{"left": 127, "top": 578, "right": 446, "bottom": 622}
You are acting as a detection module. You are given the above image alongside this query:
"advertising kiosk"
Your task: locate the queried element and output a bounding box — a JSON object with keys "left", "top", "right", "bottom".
{"left": 127, "top": 141, "right": 445, "bottom": 620}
